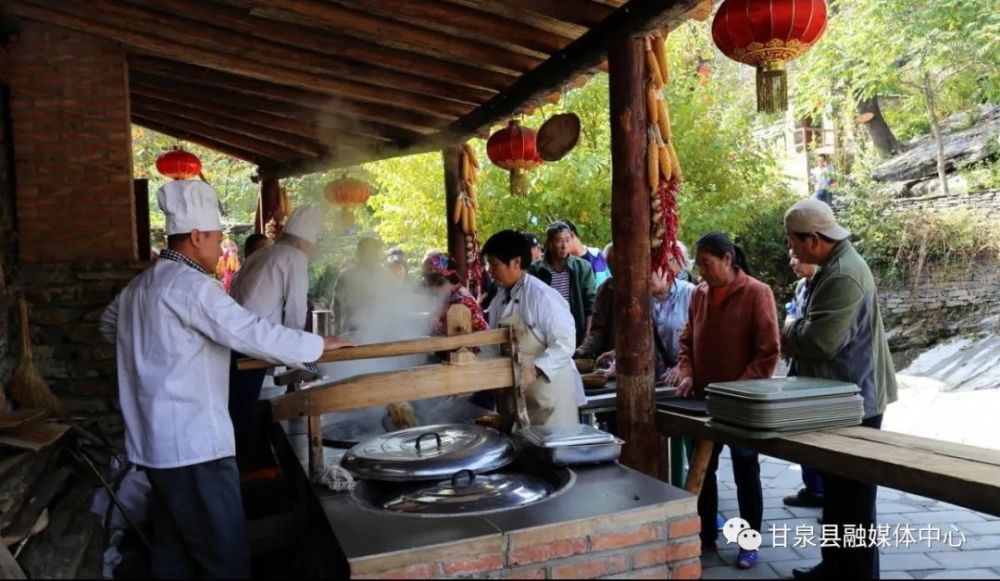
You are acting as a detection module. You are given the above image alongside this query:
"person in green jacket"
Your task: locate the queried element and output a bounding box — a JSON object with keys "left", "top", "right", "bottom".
{"left": 529, "top": 222, "right": 597, "bottom": 346}
{"left": 782, "top": 199, "right": 898, "bottom": 581}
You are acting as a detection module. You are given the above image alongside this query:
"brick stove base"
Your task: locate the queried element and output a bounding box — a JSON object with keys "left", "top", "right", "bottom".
{"left": 350, "top": 504, "right": 702, "bottom": 579}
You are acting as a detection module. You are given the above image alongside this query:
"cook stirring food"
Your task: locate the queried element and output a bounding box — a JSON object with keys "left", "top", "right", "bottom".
{"left": 99, "top": 180, "right": 353, "bottom": 578}
{"left": 481, "top": 230, "right": 586, "bottom": 426}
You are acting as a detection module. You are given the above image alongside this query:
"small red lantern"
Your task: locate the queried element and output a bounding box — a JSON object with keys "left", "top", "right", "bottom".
{"left": 712, "top": 0, "right": 829, "bottom": 113}
{"left": 486, "top": 120, "right": 543, "bottom": 196}
{"left": 156, "top": 146, "right": 202, "bottom": 180}
{"left": 323, "top": 173, "right": 372, "bottom": 207}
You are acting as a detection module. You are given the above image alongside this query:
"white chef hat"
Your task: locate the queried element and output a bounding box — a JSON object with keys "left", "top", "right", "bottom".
{"left": 285, "top": 205, "right": 325, "bottom": 244}
{"left": 157, "top": 180, "right": 223, "bottom": 235}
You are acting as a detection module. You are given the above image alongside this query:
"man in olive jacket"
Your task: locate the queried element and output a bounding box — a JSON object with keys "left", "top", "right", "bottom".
{"left": 782, "top": 199, "right": 898, "bottom": 581}
{"left": 529, "top": 222, "right": 597, "bottom": 346}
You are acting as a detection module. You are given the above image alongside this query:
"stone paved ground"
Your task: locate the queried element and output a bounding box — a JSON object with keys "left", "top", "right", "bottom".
{"left": 701, "top": 379, "right": 1000, "bottom": 580}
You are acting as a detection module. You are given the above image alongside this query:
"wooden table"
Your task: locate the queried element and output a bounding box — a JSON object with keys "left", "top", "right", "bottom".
{"left": 656, "top": 410, "right": 1000, "bottom": 517}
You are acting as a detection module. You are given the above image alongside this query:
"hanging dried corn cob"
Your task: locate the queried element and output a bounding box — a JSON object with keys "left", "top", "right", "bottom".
{"left": 645, "top": 30, "right": 685, "bottom": 277}
{"left": 455, "top": 143, "right": 485, "bottom": 297}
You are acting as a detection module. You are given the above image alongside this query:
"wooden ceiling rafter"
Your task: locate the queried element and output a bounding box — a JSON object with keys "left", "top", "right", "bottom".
{"left": 7, "top": 0, "right": 478, "bottom": 119}
{"left": 121, "top": 0, "right": 515, "bottom": 94}
{"left": 258, "top": 0, "right": 707, "bottom": 179}
{"left": 132, "top": 94, "right": 334, "bottom": 157}
{"left": 325, "top": 0, "right": 570, "bottom": 56}
{"left": 48, "top": 0, "right": 494, "bottom": 106}
{"left": 132, "top": 116, "right": 274, "bottom": 166}
{"left": 235, "top": 0, "right": 544, "bottom": 74}
{"left": 132, "top": 107, "right": 313, "bottom": 162}
{"left": 128, "top": 56, "right": 451, "bottom": 134}
{"left": 129, "top": 73, "right": 422, "bottom": 145}
{"left": 441, "top": 0, "right": 606, "bottom": 34}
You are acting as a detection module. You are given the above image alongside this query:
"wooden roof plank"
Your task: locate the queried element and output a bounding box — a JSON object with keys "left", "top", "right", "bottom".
{"left": 8, "top": 0, "right": 474, "bottom": 119}
{"left": 132, "top": 116, "right": 271, "bottom": 165}
{"left": 74, "top": 0, "right": 494, "bottom": 106}
{"left": 129, "top": 73, "right": 422, "bottom": 144}
{"left": 128, "top": 56, "right": 448, "bottom": 135}
{"left": 444, "top": 0, "right": 609, "bottom": 31}
{"left": 333, "top": 0, "right": 570, "bottom": 55}
{"left": 133, "top": 0, "right": 515, "bottom": 93}
{"left": 259, "top": 0, "right": 707, "bottom": 179}
{"left": 132, "top": 108, "right": 313, "bottom": 162}
{"left": 242, "top": 0, "right": 543, "bottom": 74}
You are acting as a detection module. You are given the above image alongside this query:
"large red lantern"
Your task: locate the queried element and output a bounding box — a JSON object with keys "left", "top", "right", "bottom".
{"left": 486, "top": 120, "right": 543, "bottom": 197}
{"left": 156, "top": 146, "right": 202, "bottom": 180}
{"left": 712, "top": 0, "right": 828, "bottom": 113}
{"left": 323, "top": 173, "right": 371, "bottom": 207}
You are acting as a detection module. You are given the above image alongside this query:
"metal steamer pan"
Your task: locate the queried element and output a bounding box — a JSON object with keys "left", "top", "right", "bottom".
{"left": 516, "top": 425, "right": 623, "bottom": 466}
{"left": 340, "top": 423, "right": 515, "bottom": 482}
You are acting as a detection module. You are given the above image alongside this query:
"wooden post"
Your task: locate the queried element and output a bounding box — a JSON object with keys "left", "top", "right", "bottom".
{"left": 133, "top": 178, "right": 151, "bottom": 261}
{"left": 442, "top": 145, "right": 468, "bottom": 283}
{"left": 255, "top": 177, "right": 281, "bottom": 234}
{"left": 308, "top": 415, "right": 323, "bottom": 479}
{"left": 608, "top": 35, "right": 664, "bottom": 479}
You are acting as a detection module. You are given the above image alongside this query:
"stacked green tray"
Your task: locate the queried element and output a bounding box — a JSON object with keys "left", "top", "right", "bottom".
{"left": 705, "top": 377, "right": 864, "bottom": 439}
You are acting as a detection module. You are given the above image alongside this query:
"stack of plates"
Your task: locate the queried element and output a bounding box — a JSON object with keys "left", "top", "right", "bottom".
{"left": 706, "top": 377, "right": 864, "bottom": 438}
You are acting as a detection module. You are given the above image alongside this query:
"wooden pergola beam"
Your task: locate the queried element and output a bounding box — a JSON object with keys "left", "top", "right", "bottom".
{"left": 8, "top": 0, "right": 476, "bottom": 119}
{"left": 335, "top": 0, "right": 571, "bottom": 55}
{"left": 132, "top": 95, "right": 330, "bottom": 157}
{"left": 132, "top": 109, "right": 311, "bottom": 162}
{"left": 241, "top": 0, "right": 543, "bottom": 74}
{"left": 129, "top": 77, "right": 418, "bottom": 145}
{"left": 125, "top": 0, "right": 515, "bottom": 94}
{"left": 260, "top": 0, "right": 705, "bottom": 179}
{"left": 470, "top": 0, "right": 613, "bottom": 28}
{"left": 127, "top": 56, "right": 452, "bottom": 133}
{"left": 132, "top": 116, "right": 271, "bottom": 165}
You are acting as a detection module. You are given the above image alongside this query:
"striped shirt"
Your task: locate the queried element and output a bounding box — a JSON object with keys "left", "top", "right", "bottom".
{"left": 550, "top": 269, "right": 571, "bottom": 303}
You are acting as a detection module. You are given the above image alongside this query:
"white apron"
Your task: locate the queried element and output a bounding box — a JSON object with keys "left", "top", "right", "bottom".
{"left": 501, "top": 312, "right": 580, "bottom": 427}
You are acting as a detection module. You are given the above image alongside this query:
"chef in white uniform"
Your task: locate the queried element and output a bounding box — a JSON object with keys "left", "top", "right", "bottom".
{"left": 228, "top": 205, "right": 323, "bottom": 471}
{"left": 481, "top": 230, "right": 586, "bottom": 426}
{"left": 99, "top": 181, "right": 351, "bottom": 578}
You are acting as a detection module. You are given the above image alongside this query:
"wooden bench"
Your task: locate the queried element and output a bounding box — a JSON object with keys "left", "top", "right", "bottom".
{"left": 656, "top": 410, "right": 1000, "bottom": 517}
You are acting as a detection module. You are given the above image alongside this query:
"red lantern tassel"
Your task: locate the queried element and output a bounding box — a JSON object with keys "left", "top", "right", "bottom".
{"left": 509, "top": 168, "right": 528, "bottom": 197}
{"left": 756, "top": 61, "right": 788, "bottom": 114}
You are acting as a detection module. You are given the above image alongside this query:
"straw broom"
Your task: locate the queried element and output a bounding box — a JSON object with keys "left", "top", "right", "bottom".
{"left": 10, "top": 298, "right": 61, "bottom": 414}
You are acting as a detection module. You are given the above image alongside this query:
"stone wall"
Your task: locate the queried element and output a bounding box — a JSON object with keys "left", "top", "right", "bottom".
{"left": 879, "top": 268, "right": 1000, "bottom": 318}
{"left": 20, "top": 262, "right": 144, "bottom": 418}
{"left": 889, "top": 190, "right": 1000, "bottom": 214}
{"left": 6, "top": 19, "right": 136, "bottom": 264}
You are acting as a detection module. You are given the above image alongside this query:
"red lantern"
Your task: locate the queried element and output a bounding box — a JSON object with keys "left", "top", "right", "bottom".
{"left": 324, "top": 173, "right": 371, "bottom": 207}
{"left": 712, "top": 0, "right": 828, "bottom": 113}
{"left": 156, "top": 146, "right": 202, "bottom": 180}
{"left": 486, "top": 120, "right": 543, "bottom": 196}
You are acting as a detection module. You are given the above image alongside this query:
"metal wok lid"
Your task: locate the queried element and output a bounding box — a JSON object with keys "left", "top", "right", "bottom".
{"left": 382, "top": 470, "right": 553, "bottom": 514}
{"left": 340, "top": 424, "right": 515, "bottom": 482}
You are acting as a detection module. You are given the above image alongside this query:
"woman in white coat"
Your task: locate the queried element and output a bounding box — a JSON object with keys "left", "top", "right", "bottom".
{"left": 481, "top": 230, "right": 585, "bottom": 426}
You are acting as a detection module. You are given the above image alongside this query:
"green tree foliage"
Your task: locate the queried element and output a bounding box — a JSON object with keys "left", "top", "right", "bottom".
{"left": 132, "top": 126, "right": 261, "bottom": 229}
{"left": 794, "top": 0, "right": 1000, "bottom": 143}
{"left": 361, "top": 21, "right": 794, "bottom": 260}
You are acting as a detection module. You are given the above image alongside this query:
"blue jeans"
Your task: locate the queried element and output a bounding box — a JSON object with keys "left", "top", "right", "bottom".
{"left": 802, "top": 465, "right": 824, "bottom": 495}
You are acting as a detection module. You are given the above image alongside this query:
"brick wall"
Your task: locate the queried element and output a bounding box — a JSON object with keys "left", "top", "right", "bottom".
{"left": 6, "top": 19, "right": 136, "bottom": 264}
{"left": 349, "top": 501, "right": 701, "bottom": 580}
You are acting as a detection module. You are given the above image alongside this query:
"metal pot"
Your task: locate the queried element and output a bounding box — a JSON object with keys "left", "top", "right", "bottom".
{"left": 381, "top": 469, "right": 554, "bottom": 515}
{"left": 340, "top": 424, "right": 515, "bottom": 482}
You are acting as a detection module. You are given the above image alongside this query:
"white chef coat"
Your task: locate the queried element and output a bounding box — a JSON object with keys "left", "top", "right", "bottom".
{"left": 230, "top": 240, "right": 308, "bottom": 329}
{"left": 489, "top": 274, "right": 586, "bottom": 406}
{"left": 99, "top": 258, "right": 324, "bottom": 469}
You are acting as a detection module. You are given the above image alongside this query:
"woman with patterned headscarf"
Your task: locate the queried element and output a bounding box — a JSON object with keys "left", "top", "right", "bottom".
{"left": 422, "top": 252, "right": 488, "bottom": 336}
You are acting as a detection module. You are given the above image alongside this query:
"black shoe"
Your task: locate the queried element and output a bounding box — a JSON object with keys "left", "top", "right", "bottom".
{"left": 783, "top": 488, "right": 824, "bottom": 508}
{"left": 792, "top": 565, "right": 826, "bottom": 579}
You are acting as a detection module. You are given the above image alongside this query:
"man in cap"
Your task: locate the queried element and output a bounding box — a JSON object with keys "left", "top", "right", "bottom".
{"left": 228, "top": 205, "right": 325, "bottom": 473}
{"left": 99, "top": 181, "right": 351, "bottom": 578}
{"left": 782, "top": 199, "right": 897, "bottom": 580}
